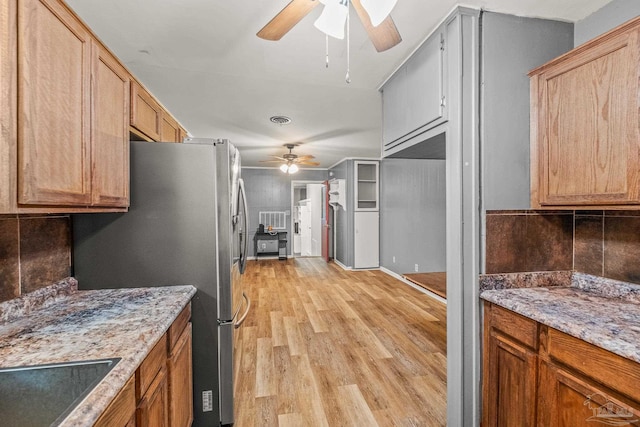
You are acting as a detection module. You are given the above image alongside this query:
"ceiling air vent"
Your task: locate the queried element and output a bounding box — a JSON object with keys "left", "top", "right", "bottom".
{"left": 269, "top": 115, "right": 291, "bottom": 125}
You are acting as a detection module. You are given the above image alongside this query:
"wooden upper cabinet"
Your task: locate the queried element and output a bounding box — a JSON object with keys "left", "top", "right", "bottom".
{"left": 131, "top": 80, "right": 162, "bottom": 141}
{"left": 18, "top": 0, "right": 92, "bottom": 205}
{"left": 160, "top": 113, "right": 180, "bottom": 143}
{"left": 91, "top": 41, "right": 129, "bottom": 207}
{"left": 0, "top": 0, "right": 17, "bottom": 213}
{"left": 530, "top": 16, "right": 640, "bottom": 208}
{"left": 11, "top": 0, "right": 130, "bottom": 211}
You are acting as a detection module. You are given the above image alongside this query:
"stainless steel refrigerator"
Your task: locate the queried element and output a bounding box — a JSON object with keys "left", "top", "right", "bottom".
{"left": 72, "top": 139, "right": 250, "bottom": 427}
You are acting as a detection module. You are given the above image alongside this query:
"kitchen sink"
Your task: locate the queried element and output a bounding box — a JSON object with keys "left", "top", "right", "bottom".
{"left": 0, "top": 358, "right": 121, "bottom": 427}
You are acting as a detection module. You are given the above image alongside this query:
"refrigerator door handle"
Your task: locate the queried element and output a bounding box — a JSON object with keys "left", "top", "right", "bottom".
{"left": 234, "top": 292, "right": 251, "bottom": 329}
{"left": 238, "top": 178, "right": 249, "bottom": 274}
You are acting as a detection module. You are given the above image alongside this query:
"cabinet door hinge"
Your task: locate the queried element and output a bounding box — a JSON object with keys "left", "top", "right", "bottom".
{"left": 440, "top": 96, "right": 446, "bottom": 108}
{"left": 440, "top": 35, "right": 445, "bottom": 51}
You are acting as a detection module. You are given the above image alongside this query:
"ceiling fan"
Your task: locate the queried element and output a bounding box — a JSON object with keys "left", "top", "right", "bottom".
{"left": 260, "top": 144, "right": 320, "bottom": 174}
{"left": 257, "top": 0, "right": 402, "bottom": 52}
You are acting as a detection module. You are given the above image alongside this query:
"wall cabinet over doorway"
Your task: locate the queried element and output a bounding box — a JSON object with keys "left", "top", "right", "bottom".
{"left": 382, "top": 27, "right": 447, "bottom": 156}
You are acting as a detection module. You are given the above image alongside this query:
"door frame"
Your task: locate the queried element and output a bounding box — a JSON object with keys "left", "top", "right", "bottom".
{"left": 290, "top": 180, "right": 327, "bottom": 258}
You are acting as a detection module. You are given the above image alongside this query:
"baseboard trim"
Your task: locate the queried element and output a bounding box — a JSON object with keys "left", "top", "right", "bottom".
{"left": 380, "top": 266, "right": 447, "bottom": 305}
{"left": 333, "top": 259, "right": 352, "bottom": 271}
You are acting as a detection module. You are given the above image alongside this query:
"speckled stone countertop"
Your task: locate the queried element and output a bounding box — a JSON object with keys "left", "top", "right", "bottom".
{"left": 480, "top": 272, "right": 640, "bottom": 364}
{"left": 0, "top": 280, "right": 196, "bottom": 427}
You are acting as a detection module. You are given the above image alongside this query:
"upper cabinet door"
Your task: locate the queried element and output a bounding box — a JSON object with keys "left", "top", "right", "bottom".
{"left": 404, "top": 30, "right": 445, "bottom": 134}
{"left": 160, "top": 113, "right": 180, "bottom": 143}
{"left": 131, "top": 80, "right": 162, "bottom": 141}
{"left": 382, "top": 28, "right": 446, "bottom": 154}
{"left": 530, "top": 18, "right": 640, "bottom": 208}
{"left": 91, "top": 41, "right": 130, "bottom": 207}
{"left": 18, "top": 0, "right": 92, "bottom": 205}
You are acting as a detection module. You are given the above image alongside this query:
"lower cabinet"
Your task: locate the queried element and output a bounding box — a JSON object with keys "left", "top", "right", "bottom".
{"left": 97, "top": 303, "right": 193, "bottom": 427}
{"left": 168, "top": 314, "right": 193, "bottom": 427}
{"left": 354, "top": 211, "right": 379, "bottom": 269}
{"left": 538, "top": 361, "right": 640, "bottom": 427}
{"left": 483, "top": 302, "right": 640, "bottom": 427}
{"left": 94, "top": 375, "right": 136, "bottom": 427}
{"left": 483, "top": 332, "right": 537, "bottom": 426}
{"left": 138, "top": 367, "right": 169, "bottom": 427}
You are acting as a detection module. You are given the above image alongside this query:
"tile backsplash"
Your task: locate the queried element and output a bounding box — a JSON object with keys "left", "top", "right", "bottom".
{"left": 0, "top": 215, "right": 71, "bottom": 302}
{"left": 486, "top": 210, "right": 640, "bottom": 285}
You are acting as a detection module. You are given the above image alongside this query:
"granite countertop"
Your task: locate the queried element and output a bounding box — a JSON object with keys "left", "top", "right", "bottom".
{"left": 0, "top": 278, "right": 197, "bottom": 427}
{"left": 480, "top": 271, "right": 640, "bottom": 364}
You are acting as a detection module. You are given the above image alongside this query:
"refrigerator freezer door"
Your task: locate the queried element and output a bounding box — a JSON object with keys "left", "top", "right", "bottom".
{"left": 216, "top": 141, "right": 241, "bottom": 322}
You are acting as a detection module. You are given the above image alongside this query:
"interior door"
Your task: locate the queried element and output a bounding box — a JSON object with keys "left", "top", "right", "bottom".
{"left": 322, "top": 181, "right": 330, "bottom": 262}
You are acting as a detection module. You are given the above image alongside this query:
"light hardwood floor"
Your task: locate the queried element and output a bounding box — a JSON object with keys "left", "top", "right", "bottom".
{"left": 234, "top": 258, "right": 447, "bottom": 427}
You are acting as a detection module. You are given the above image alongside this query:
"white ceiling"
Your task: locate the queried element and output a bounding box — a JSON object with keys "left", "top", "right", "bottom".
{"left": 66, "top": 0, "right": 613, "bottom": 168}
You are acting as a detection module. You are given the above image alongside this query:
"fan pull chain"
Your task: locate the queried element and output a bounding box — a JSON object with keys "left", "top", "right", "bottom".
{"left": 345, "top": 1, "right": 351, "bottom": 84}
{"left": 325, "top": 34, "right": 329, "bottom": 68}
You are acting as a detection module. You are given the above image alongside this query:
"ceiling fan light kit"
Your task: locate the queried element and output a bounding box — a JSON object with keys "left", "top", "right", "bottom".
{"left": 314, "top": 0, "right": 349, "bottom": 39}
{"left": 280, "top": 163, "right": 299, "bottom": 174}
{"left": 256, "top": 0, "right": 402, "bottom": 52}
{"left": 360, "top": 0, "right": 398, "bottom": 27}
{"left": 261, "top": 143, "right": 320, "bottom": 173}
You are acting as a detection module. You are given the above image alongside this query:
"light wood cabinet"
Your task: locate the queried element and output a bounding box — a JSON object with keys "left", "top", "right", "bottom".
{"left": 538, "top": 360, "right": 640, "bottom": 427}
{"left": 96, "top": 304, "right": 193, "bottom": 427}
{"left": 168, "top": 323, "right": 193, "bottom": 427}
{"left": 94, "top": 375, "right": 136, "bottom": 427}
{"left": 131, "top": 80, "right": 162, "bottom": 141}
{"left": 482, "top": 303, "right": 537, "bottom": 427}
{"left": 160, "top": 113, "right": 181, "bottom": 143}
{"left": 483, "top": 302, "right": 640, "bottom": 426}
{"left": 3, "top": 0, "right": 129, "bottom": 212}
{"left": 530, "top": 16, "right": 640, "bottom": 209}
{"left": 137, "top": 366, "right": 169, "bottom": 427}
{"left": 91, "top": 41, "right": 130, "bottom": 207}
{"left": 131, "top": 79, "right": 186, "bottom": 143}
{"left": 0, "top": 0, "right": 18, "bottom": 213}
{"left": 167, "top": 304, "right": 193, "bottom": 427}
{"left": 18, "top": 0, "right": 93, "bottom": 206}
{"left": 2, "top": 0, "right": 188, "bottom": 212}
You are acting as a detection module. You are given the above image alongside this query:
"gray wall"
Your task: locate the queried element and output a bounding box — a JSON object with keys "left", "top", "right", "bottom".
{"left": 328, "top": 160, "right": 353, "bottom": 267}
{"left": 380, "top": 158, "right": 446, "bottom": 275}
{"left": 241, "top": 168, "right": 327, "bottom": 257}
{"left": 481, "top": 12, "right": 573, "bottom": 211}
{"left": 575, "top": 0, "right": 640, "bottom": 46}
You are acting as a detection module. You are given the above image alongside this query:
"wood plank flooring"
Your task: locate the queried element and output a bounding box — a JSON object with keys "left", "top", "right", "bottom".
{"left": 403, "top": 272, "right": 447, "bottom": 299}
{"left": 234, "top": 258, "right": 447, "bottom": 427}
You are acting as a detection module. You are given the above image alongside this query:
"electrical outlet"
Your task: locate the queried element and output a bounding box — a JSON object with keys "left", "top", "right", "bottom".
{"left": 392, "top": 256, "right": 396, "bottom": 263}
{"left": 414, "top": 264, "right": 419, "bottom": 272}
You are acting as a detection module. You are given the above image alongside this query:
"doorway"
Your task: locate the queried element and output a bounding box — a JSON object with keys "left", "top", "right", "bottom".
{"left": 291, "top": 181, "right": 327, "bottom": 258}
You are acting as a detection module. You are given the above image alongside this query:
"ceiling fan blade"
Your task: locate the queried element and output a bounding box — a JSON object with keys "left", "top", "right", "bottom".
{"left": 297, "top": 160, "right": 321, "bottom": 166}
{"left": 257, "top": 0, "right": 320, "bottom": 41}
{"left": 296, "top": 154, "right": 315, "bottom": 160}
{"left": 351, "top": 0, "right": 401, "bottom": 52}
{"left": 259, "top": 159, "right": 286, "bottom": 163}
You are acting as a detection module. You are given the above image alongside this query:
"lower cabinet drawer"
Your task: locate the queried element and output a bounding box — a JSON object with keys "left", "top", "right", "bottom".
{"left": 547, "top": 327, "right": 640, "bottom": 403}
